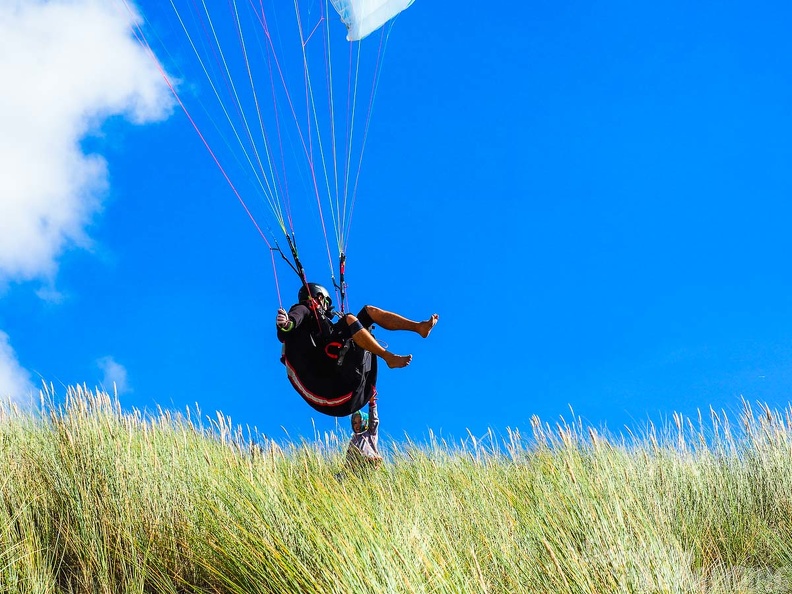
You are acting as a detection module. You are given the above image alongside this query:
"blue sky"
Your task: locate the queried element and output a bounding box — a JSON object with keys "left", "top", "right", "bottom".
{"left": 2, "top": 0, "right": 792, "bottom": 444}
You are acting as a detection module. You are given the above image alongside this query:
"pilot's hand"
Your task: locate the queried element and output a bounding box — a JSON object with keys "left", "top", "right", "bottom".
{"left": 276, "top": 309, "right": 290, "bottom": 329}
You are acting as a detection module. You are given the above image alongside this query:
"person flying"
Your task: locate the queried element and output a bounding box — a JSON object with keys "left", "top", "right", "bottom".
{"left": 276, "top": 283, "right": 438, "bottom": 417}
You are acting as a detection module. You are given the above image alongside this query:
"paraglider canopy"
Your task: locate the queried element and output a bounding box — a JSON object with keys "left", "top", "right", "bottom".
{"left": 331, "top": 0, "right": 415, "bottom": 41}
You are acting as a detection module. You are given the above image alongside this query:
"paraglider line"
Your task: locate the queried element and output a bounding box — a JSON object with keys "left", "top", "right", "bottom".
{"left": 304, "top": 16, "right": 325, "bottom": 46}
{"left": 174, "top": 81, "right": 272, "bottom": 245}
{"left": 324, "top": 0, "right": 342, "bottom": 242}
{"left": 345, "top": 25, "right": 390, "bottom": 251}
{"left": 272, "top": 243, "right": 300, "bottom": 278}
{"left": 171, "top": 0, "right": 285, "bottom": 230}
{"left": 124, "top": 1, "right": 273, "bottom": 247}
{"left": 294, "top": 0, "right": 340, "bottom": 280}
{"left": 285, "top": 234, "right": 326, "bottom": 335}
{"left": 197, "top": 0, "right": 284, "bottom": 223}
{"left": 254, "top": 0, "right": 334, "bottom": 258}
{"left": 269, "top": 244, "right": 284, "bottom": 309}
{"left": 230, "top": 0, "right": 289, "bottom": 229}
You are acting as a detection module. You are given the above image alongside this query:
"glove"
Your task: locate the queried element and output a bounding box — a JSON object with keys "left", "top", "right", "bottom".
{"left": 276, "top": 309, "right": 291, "bottom": 330}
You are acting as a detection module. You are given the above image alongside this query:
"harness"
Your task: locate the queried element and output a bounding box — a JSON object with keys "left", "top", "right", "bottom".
{"left": 274, "top": 234, "right": 366, "bottom": 402}
{"left": 279, "top": 304, "right": 358, "bottom": 371}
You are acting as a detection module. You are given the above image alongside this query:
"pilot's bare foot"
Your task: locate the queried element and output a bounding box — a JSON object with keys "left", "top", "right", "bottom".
{"left": 418, "top": 314, "right": 439, "bottom": 338}
{"left": 384, "top": 352, "right": 412, "bottom": 369}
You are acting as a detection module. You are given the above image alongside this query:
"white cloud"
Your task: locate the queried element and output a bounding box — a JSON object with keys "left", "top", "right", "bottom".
{"left": 0, "top": 331, "right": 36, "bottom": 405}
{"left": 0, "top": 0, "right": 173, "bottom": 287}
{"left": 97, "top": 355, "right": 130, "bottom": 395}
{"left": 34, "top": 284, "right": 66, "bottom": 304}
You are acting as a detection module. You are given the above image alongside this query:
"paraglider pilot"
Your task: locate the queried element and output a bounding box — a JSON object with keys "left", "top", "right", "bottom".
{"left": 276, "top": 283, "right": 438, "bottom": 417}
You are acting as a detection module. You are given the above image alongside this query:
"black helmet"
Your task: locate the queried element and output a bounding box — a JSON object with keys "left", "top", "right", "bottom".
{"left": 298, "top": 283, "right": 332, "bottom": 310}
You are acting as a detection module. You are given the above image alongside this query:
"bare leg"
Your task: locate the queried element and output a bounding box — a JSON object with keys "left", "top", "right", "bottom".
{"left": 345, "top": 315, "right": 412, "bottom": 368}
{"left": 364, "top": 306, "right": 439, "bottom": 338}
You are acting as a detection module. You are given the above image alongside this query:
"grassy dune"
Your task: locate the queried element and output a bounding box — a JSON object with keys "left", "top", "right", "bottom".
{"left": 2, "top": 387, "right": 792, "bottom": 593}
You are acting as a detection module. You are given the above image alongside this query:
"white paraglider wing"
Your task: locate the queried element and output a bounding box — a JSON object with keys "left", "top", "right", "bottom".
{"left": 330, "top": 0, "right": 415, "bottom": 41}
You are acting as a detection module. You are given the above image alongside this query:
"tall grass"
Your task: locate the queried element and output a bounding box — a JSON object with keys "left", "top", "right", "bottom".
{"left": 2, "top": 386, "right": 792, "bottom": 593}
